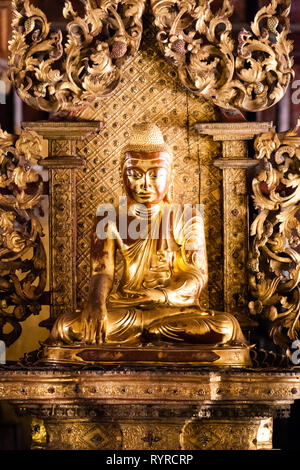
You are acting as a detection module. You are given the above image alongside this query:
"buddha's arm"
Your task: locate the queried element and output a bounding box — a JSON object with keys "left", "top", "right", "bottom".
{"left": 88, "top": 218, "right": 115, "bottom": 306}
{"left": 161, "top": 251, "right": 208, "bottom": 307}
{"left": 122, "top": 249, "right": 207, "bottom": 309}
{"left": 81, "top": 218, "right": 116, "bottom": 343}
{"left": 161, "top": 210, "right": 208, "bottom": 307}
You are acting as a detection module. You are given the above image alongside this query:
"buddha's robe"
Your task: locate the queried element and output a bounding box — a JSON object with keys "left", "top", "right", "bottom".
{"left": 51, "top": 202, "right": 245, "bottom": 345}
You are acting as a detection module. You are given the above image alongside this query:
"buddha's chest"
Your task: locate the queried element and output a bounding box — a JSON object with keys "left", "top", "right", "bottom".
{"left": 141, "top": 250, "right": 175, "bottom": 287}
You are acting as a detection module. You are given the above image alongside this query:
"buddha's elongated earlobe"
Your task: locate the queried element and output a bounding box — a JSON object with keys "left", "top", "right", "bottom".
{"left": 164, "top": 169, "right": 174, "bottom": 203}
{"left": 119, "top": 163, "right": 128, "bottom": 195}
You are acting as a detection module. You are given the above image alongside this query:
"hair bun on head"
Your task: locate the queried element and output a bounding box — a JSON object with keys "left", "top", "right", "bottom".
{"left": 122, "top": 122, "right": 173, "bottom": 157}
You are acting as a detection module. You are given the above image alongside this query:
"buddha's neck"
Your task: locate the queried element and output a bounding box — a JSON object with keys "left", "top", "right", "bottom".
{"left": 129, "top": 202, "right": 163, "bottom": 220}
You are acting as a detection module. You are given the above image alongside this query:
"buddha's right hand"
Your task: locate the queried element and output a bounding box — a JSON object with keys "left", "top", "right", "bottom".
{"left": 80, "top": 302, "right": 107, "bottom": 344}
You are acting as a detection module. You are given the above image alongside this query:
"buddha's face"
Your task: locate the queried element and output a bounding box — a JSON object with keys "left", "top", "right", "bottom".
{"left": 123, "top": 151, "right": 171, "bottom": 206}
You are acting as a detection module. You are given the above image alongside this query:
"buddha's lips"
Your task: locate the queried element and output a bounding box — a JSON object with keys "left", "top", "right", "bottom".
{"left": 135, "top": 192, "right": 155, "bottom": 197}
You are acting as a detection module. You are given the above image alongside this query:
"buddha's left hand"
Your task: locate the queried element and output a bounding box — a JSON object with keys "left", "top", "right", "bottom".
{"left": 122, "top": 287, "right": 166, "bottom": 305}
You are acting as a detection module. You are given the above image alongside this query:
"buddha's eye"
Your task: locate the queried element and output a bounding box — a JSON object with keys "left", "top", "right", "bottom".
{"left": 127, "top": 169, "right": 142, "bottom": 179}
{"left": 148, "top": 168, "right": 166, "bottom": 179}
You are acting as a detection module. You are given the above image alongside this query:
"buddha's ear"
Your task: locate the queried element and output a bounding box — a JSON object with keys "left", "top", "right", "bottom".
{"left": 120, "top": 165, "right": 128, "bottom": 194}
{"left": 164, "top": 168, "right": 175, "bottom": 203}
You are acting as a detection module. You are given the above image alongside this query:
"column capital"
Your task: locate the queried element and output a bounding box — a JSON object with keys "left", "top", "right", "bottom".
{"left": 22, "top": 121, "right": 103, "bottom": 169}
{"left": 194, "top": 122, "right": 274, "bottom": 141}
{"left": 22, "top": 121, "right": 103, "bottom": 140}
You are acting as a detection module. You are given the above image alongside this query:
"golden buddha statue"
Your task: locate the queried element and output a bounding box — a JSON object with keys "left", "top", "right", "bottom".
{"left": 47, "top": 123, "right": 250, "bottom": 366}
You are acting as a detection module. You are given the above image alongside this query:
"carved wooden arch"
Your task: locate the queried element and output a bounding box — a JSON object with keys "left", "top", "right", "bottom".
{"left": 151, "top": 0, "right": 294, "bottom": 113}
{"left": 8, "top": 0, "right": 146, "bottom": 112}
{"left": 8, "top": 0, "right": 294, "bottom": 114}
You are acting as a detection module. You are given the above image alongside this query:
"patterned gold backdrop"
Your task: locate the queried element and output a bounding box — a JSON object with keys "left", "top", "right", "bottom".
{"left": 74, "top": 25, "right": 223, "bottom": 312}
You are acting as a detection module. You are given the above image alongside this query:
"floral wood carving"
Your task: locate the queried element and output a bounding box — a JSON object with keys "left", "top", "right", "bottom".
{"left": 249, "top": 120, "right": 300, "bottom": 349}
{"left": 151, "top": 0, "right": 294, "bottom": 113}
{"left": 0, "top": 128, "right": 46, "bottom": 346}
{"left": 8, "top": 0, "right": 146, "bottom": 112}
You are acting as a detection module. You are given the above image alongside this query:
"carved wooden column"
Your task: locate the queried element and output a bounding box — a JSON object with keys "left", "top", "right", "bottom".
{"left": 195, "top": 122, "right": 273, "bottom": 328}
{"left": 22, "top": 122, "right": 102, "bottom": 325}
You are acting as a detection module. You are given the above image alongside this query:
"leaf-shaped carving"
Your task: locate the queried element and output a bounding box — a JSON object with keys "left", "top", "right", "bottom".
{"left": 0, "top": 127, "right": 46, "bottom": 346}
{"left": 249, "top": 120, "right": 300, "bottom": 350}
{"left": 9, "top": 0, "right": 146, "bottom": 112}
{"left": 151, "top": 0, "right": 294, "bottom": 113}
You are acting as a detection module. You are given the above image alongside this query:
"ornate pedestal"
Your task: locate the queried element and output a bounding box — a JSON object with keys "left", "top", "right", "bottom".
{"left": 41, "top": 344, "right": 251, "bottom": 368}
{"left": 0, "top": 367, "right": 299, "bottom": 450}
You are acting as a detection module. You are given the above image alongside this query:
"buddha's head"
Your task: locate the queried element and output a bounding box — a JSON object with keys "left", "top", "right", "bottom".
{"left": 121, "top": 123, "right": 173, "bottom": 206}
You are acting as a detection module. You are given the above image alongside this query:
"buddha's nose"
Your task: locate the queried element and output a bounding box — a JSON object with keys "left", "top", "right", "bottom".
{"left": 142, "top": 175, "right": 150, "bottom": 189}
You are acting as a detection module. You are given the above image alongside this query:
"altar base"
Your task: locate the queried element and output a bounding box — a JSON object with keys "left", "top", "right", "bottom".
{"left": 28, "top": 404, "right": 273, "bottom": 450}
{"left": 0, "top": 367, "right": 299, "bottom": 450}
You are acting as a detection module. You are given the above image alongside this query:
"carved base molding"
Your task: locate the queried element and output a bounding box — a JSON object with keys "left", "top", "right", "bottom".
{"left": 23, "top": 405, "right": 274, "bottom": 450}
{"left": 40, "top": 344, "right": 252, "bottom": 368}
{"left": 181, "top": 417, "right": 273, "bottom": 450}
{"left": 0, "top": 367, "right": 299, "bottom": 450}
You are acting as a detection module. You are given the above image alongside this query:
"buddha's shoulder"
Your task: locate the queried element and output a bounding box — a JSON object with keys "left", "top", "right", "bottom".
{"left": 93, "top": 204, "right": 123, "bottom": 221}
{"left": 163, "top": 203, "right": 202, "bottom": 219}
{"left": 92, "top": 206, "right": 120, "bottom": 236}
